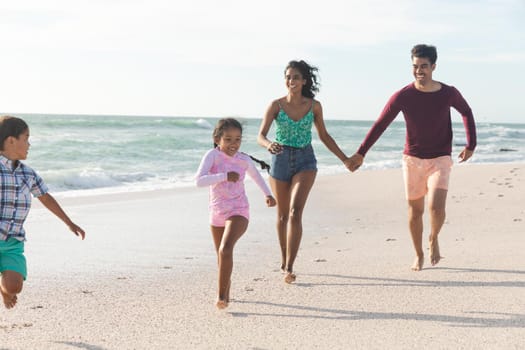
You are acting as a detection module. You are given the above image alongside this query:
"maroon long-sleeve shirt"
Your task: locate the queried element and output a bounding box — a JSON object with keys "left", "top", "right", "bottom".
{"left": 357, "top": 82, "right": 477, "bottom": 159}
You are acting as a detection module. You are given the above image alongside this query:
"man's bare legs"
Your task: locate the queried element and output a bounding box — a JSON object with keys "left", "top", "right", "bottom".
{"left": 270, "top": 170, "right": 316, "bottom": 283}
{"left": 211, "top": 216, "right": 248, "bottom": 309}
{"left": 1, "top": 270, "right": 23, "bottom": 309}
{"left": 428, "top": 188, "right": 448, "bottom": 266}
{"left": 408, "top": 197, "right": 425, "bottom": 271}
{"left": 408, "top": 188, "right": 448, "bottom": 270}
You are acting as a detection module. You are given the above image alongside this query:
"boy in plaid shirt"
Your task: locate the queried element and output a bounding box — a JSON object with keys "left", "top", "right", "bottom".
{"left": 0, "top": 116, "right": 85, "bottom": 309}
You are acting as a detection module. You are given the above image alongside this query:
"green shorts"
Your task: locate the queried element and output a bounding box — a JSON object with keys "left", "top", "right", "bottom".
{"left": 0, "top": 238, "right": 27, "bottom": 280}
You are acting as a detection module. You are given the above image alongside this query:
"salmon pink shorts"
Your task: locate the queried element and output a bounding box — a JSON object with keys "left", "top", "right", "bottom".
{"left": 402, "top": 155, "right": 453, "bottom": 200}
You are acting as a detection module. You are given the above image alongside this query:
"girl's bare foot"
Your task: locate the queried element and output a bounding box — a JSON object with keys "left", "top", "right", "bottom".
{"left": 216, "top": 298, "right": 228, "bottom": 309}
{"left": 284, "top": 272, "right": 296, "bottom": 284}
{"left": 1, "top": 289, "right": 17, "bottom": 309}
{"left": 429, "top": 238, "right": 442, "bottom": 266}
{"left": 411, "top": 256, "right": 424, "bottom": 271}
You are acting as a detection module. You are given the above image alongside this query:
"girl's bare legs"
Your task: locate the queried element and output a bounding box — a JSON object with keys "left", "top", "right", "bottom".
{"left": 211, "top": 216, "right": 248, "bottom": 309}
{"left": 271, "top": 171, "right": 316, "bottom": 283}
{"left": 1, "top": 270, "right": 23, "bottom": 309}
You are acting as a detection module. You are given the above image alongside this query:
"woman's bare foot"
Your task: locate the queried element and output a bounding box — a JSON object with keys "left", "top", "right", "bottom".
{"left": 284, "top": 272, "right": 296, "bottom": 284}
{"left": 216, "top": 298, "right": 228, "bottom": 310}
{"left": 1, "top": 289, "right": 17, "bottom": 309}
{"left": 411, "top": 255, "right": 424, "bottom": 271}
{"left": 429, "top": 237, "right": 442, "bottom": 266}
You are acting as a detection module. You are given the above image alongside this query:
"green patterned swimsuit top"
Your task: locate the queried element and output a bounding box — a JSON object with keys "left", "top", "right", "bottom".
{"left": 274, "top": 100, "right": 315, "bottom": 148}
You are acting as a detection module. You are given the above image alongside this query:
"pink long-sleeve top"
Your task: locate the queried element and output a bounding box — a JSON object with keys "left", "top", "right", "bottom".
{"left": 195, "top": 148, "right": 272, "bottom": 212}
{"left": 358, "top": 83, "right": 477, "bottom": 159}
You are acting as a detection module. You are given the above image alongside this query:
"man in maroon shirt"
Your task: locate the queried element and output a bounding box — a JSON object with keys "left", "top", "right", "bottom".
{"left": 347, "top": 44, "right": 477, "bottom": 271}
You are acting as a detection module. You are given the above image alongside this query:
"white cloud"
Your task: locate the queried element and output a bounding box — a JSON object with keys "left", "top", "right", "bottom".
{"left": 0, "top": 0, "right": 523, "bottom": 121}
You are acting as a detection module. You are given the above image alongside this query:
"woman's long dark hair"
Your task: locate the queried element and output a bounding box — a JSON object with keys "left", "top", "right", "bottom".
{"left": 213, "top": 118, "right": 270, "bottom": 173}
{"left": 285, "top": 60, "right": 320, "bottom": 98}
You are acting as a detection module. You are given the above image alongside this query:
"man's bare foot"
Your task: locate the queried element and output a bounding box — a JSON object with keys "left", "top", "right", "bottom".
{"left": 216, "top": 298, "right": 228, "bottom": 309}
{"left": 1, "top": 289, "right": 17, "bottom": 309}
{"left": 411, "top": 256, "right": 424, "bottom": 271}
{"left": 284, "top": 272, "right": 296, "bottom": 284}
{"left": 429, "top": 237, "right": 442, "bottom": 266}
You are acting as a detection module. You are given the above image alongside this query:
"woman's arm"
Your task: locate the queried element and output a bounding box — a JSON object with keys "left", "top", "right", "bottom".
{"left": 313, "top": 101, "right": 348, "bottom": 162}
{"left": 257, "top": 100, "right": 282, "bottom": 154}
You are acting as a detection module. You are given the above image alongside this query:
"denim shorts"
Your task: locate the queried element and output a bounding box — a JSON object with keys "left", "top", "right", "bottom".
{"left": 269, "top": 144, "right": 317, "bottom": 182}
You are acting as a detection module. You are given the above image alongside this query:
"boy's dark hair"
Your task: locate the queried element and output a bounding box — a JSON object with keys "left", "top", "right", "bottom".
{"left": 285, "top": 60, "right": 320, "bottom": 98}
{"left": 212, "top": 117, "right": 270, "bottom": 173}
{"left": 411, "top": 44, "right": 438, "bottom": 65}
{"left": 0, "top": 116, "right": 28, "bottom": 151}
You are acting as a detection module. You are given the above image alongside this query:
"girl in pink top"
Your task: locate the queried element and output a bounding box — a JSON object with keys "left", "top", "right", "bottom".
{"left": 195, "top": 118, "right": 276, "bottom": 309}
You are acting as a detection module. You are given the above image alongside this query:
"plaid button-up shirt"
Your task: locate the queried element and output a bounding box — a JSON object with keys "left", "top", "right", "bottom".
{"left": 0, "top": 155, "right": 48, "bottom": 241}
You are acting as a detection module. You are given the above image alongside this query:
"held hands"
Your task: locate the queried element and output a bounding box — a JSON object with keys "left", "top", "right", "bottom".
{"left": 266, "top": 195, "right": 277, "bottom": 207}
{"left": 227, "top": 171, "right": 240, "bottom": 182}
{"left": 458, "top": 148, "right": 474, "bottom": 163}
{"left": 344, "top": 153, "right": 364, "bottom": 172}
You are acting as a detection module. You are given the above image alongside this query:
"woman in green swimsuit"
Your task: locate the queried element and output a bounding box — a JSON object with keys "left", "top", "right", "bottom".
{"left": 257, "top": 60, "right": 352, "bottom": 283}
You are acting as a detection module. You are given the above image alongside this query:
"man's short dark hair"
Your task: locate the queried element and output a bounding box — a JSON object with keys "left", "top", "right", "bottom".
{"left": 411, "top": 44, "right": 437, "bottom": 65}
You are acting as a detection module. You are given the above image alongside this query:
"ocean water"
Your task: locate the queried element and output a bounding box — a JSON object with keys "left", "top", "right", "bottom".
{"left": 14, "top": 113, "right": 525, "bottom": 196}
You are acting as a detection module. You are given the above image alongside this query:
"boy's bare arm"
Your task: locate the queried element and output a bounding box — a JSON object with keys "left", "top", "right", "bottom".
{"left": 37, "top": 193, "right": 86, "bottom": 240}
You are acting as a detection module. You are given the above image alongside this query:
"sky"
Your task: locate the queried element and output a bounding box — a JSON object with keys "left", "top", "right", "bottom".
{"left": 1, "top": 0, "right": 524, "bottom": 123}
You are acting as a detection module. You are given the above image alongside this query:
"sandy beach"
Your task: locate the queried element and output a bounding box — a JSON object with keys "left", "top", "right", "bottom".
{"left": 1, "top": 163, "right": 524, "bottom": 349}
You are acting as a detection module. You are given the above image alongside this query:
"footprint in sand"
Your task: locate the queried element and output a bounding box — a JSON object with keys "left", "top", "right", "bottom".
{"left": 1, "top": 323, "right": 34, "bottom": 329}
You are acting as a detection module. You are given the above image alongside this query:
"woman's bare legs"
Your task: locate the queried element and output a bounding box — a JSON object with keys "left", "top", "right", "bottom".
{"left": 269, "top": 177, "right": 291, "bottom": 272}
{"left": 271, "top": 170, "right": 316, "bottom": 283}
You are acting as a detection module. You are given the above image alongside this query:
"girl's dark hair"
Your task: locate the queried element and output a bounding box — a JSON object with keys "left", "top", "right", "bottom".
{"left": 213, "top": 118, "right": 243, "bottom": 147}
{"left": 0, "top": 116, "right": 28, "bottom": 151}
{"left": 248, "top": 155, "right": 270, "bottom": 173}
{"left": 212, "top": 118, "right": 270, "bottom": 173}
{"left": 285, "top": 60, "right": 320, "bottom": 98}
